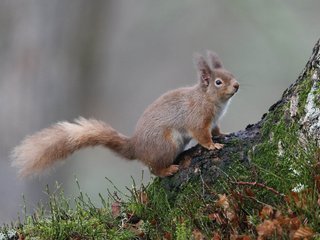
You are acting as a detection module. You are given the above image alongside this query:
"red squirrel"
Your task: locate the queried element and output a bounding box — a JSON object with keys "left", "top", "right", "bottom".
{"left": 12, "top": 51, "right": 239, "bottom": 177}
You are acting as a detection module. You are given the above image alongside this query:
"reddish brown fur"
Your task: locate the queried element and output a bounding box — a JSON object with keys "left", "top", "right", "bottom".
{"left": 12, "top": 51, "right": 239, "bottom": 177}
{"left": 12, "top": 118, "right": 133, "bottom": 177}
{"left": 163, "top": 128, "right": 172, "bottom": 142}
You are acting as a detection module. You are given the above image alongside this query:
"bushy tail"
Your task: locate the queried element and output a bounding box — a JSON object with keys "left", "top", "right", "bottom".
{"left": 12, "top": 117, "right": 135, "bottom": 177}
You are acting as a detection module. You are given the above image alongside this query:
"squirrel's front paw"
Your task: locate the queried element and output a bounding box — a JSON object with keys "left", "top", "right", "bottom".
{"left": 208, "top": 143, "right": 224, "bottom": 150}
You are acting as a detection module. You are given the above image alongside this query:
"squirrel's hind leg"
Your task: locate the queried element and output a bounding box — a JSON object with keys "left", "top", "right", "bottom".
{"left": 139, "top": 127, "right": 185, "bottom": 177}
{"left": 148, "top": 149, "right": 180, "bottom": 177}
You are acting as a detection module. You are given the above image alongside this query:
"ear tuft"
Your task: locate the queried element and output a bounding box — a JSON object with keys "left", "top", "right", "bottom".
{"left": 193, "top": 53, "right": 210, "bottom": 72}
{"left": 207, "top": 50, "right": 223, "bottom": 69}
{"left": 193, "top": 53, "right": 212, "bottom": 88}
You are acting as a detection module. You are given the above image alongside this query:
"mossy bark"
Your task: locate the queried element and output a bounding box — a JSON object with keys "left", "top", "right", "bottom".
{"left": 160, "top": 39, "right": 320, "bottom": 195}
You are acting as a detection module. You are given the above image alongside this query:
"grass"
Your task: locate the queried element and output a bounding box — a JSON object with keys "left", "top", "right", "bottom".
{"left": 1, "top": 131, "right": 319, "bottom": 238}
{"left": 1, "top": 144, "right": 319, "bottom": 240}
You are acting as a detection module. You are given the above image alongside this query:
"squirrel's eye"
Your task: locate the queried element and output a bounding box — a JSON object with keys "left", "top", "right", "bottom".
{"left": 215, "top": 79, "right": 222, "bottom": 87}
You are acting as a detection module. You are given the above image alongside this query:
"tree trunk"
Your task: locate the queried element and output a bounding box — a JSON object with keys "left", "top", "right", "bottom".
{"left": 161, "top": 39, "right": 320, "bottom": 193}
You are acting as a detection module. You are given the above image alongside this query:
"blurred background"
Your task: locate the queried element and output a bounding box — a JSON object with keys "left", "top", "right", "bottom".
{"left": 0, "top": 0, "right": 319, "bottom": 224}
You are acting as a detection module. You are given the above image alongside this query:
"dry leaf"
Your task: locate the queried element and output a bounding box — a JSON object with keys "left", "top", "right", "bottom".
{"left": 289, "top": 191, "right": 309, "bottom": 209}
{"left": 216, "top": 194, "right": 237, "bottom": 223}
{"left": 289, "top": 217, "right": 301, "bottom": 231}
{"left": 275, "top": 214, "right": 290, "bottom": 228}
{"left": 163, "top": 231, "right": 172, "bottom": 240}
{"left": 292, "top": 226, "right": 314, "bottom": 239}
{"left": 208, "top": 213, "right": 216, "bottom": 221}
{"left": 192, "top": 229, "right": 204, "bottom": 240}
{"left": 211, "top": 232, "right": 221, "bottom": 240}
{"left": 150, "top": 219, "right": 157, "bottom": 225}
{"left": 274, "top": 220, "right": 283, "bottom": 237}
{"left": 230, "top": 235, "right": 252, "bottom": 240}
{"left": 259, "top": 205, "right": 273, "bottom": 220}
{"left": 225, "top": 208, "right": 237, "bottom": 222}
{"left": 18, "top": 233, "right": 25, "bottom": 240}
{"left": 209, "top": 212, "right": 225, "bottom": 225}
{"left": 244, "top": 187, "right": 255, "bottom": 197}
{"left": 216, "top": 194, "right": 229, "bottom": 209}
{"left": 290, "top": 192, "right": 300, "bottom": 206}
{"left": 257, "top": 220, "right": 274, "bottom": 238}
{"left": 256, "top": 220, "right": 280, "bottom": 238}
{"left": 241, "top": 236, "right": 252, "bottom": 240}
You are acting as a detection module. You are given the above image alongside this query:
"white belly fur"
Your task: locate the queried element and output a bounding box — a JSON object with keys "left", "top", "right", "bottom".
{"left": 171, "top": 128, "right": 192, "bottom": 150}
{"left": 211, "top": 99, "right": 231, "bottom": 129}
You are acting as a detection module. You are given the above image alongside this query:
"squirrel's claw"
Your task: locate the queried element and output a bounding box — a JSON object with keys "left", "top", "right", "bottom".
{"left": 208, "top": 143, "right": 224, "bottom": 150}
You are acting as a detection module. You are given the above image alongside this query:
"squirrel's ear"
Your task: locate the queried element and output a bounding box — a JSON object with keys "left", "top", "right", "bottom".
{"left": 207, "top": 50, "right": 223, "bottom": 69}
{"left": 194, "top": 53, "right": 212, "bottom": 88}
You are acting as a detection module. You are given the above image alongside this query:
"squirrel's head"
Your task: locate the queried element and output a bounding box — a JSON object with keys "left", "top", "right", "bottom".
{"left": 194, "top": 51, "right": 239, "bottom": 102}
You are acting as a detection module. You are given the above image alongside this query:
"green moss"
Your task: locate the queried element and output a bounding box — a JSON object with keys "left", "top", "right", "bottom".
{"left": 1, "top": 182, "right": 136, "bottom": 240}
{"left": 175, "top": 220, "right": 192, "bottom": 240}
{"left": 248, "top": 74, "right": 316, "bottom": 203}
{"left": 212, "top": 72, "right": 317, "bottom": 208}
{"left": 228, "top": 137, "right": 242, "bottom": 146}
{"left": 128, "top": 180, "right": 216, "bottom": 239}
{"left": 297, "top": 71, "right": 314, "bottom": 117}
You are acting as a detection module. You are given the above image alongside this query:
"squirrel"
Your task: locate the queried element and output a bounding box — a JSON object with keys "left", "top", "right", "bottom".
{"left": 12, "top": 51, "right": 239, "bottom": 178}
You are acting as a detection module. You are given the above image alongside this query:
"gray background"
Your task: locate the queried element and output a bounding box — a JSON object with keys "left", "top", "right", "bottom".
{"left": 0, "top": 0, "right": 319, "bottom": 224}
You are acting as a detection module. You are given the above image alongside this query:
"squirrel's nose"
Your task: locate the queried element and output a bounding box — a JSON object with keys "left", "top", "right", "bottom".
{"left": 233, "top": 82, "right": 239, "bottom": 91}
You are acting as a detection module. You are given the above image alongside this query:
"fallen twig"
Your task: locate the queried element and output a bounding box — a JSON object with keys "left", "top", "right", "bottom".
{"left": 231, "top": 181, "right": 284, "bottom": 196}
